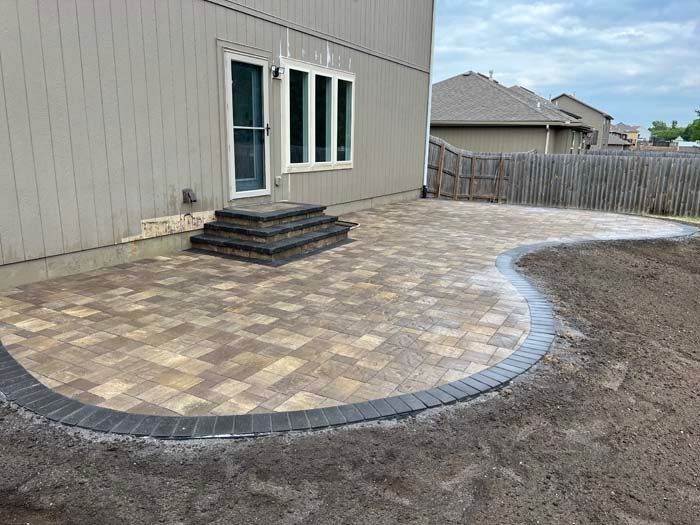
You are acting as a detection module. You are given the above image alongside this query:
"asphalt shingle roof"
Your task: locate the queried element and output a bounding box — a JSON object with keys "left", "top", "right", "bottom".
{"left": 611, "top": 122, "right": 640, "bottom": 133}
{"left": 431, "top": 72, "right": 585, "bottom": 126}
{"left": 608, "top": 132, "right": 631, "bottom": 146}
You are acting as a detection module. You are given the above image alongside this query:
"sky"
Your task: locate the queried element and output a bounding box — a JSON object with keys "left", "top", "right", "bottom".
{"left": 433, "top": 0, "right": 700, "bottom": 136}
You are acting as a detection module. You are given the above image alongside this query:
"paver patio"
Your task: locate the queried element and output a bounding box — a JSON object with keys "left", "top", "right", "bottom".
{"left": 0, "top": 201, "right": 685, "bottom": 417}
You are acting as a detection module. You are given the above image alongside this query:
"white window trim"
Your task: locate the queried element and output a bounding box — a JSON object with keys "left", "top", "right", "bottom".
{"left": 281, "top": 58, "right": 355, "bottom": 174}
{"left": 224, "top": 51, "right": 272, "bottom": 200}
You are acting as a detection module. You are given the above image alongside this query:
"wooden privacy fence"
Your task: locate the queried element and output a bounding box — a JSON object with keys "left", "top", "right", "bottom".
{"left": 426, "top": 136, "right": 700, "bottom": 217}
{"left": 586, "top": 149, "right": 700, "bottom": 159}
{"left": 426, "top": 136, "right": 516, "bottom": 201}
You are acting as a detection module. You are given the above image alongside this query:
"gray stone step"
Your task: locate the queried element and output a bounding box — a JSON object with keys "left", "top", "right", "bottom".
{"left": 215, "top": 202, "right": 326, "bottom": 227}
{"left": 203, "top": 215, "right": 338, "bottom": 244}
{"left": 190, "top": 224, "right": 350, "bottom": 262}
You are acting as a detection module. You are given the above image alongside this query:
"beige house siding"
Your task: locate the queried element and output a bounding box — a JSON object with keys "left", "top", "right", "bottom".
{"left": 0, "top": 0, "right": 433, "bottom": 271}
{"left": 553, "top": 95, "right": 610, "bottom": 149}
{"left": 431, "top": 125, "right": 585, "bottom": 154}
{"left": 430, "top": 126, "right": 548, "bottom": 154}
{"left": 551, "top": 128, "right": 585, "bottom": 154}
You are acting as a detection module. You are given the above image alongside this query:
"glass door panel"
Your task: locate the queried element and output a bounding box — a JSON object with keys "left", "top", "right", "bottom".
{"left": 231, "top": 59, "right": 266, "bottom": 194}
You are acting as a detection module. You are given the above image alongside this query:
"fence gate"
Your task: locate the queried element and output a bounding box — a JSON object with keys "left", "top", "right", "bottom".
{"left": 426, "top": 137, "right": 510, "bottom": 202}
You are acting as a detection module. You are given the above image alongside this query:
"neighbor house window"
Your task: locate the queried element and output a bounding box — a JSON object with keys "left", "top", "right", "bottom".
{"left": 282, "top": 59, "right": 355, "bottom": 171}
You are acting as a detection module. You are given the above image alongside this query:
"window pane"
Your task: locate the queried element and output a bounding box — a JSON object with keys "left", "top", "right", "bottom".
{"left": 314, "top": 74, "right": 332, "bottom": 162}
{"left": 337, "top": 80, "right": 352, "bottom": 161}
{"left": 232, "top": 61, "right": 263, "bottom": 128}
{"left": 289, "top": 69, "right": 308, "bottom": 163}
{"left": 233, "top": 129, "right": 266, "bottom": 192}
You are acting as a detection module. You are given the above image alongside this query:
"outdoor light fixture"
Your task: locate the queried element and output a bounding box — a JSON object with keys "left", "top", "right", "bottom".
{"left": 270, "top": 64, "right": 285, "bottom": 78}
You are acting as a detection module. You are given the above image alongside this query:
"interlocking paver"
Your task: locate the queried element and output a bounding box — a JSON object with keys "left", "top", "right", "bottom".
{"left": 0, "top": 201, "right": 686, "bottom": 416}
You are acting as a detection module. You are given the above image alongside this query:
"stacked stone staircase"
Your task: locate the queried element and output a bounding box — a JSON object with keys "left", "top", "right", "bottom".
{"left": 190, "top": 202, "right": 351, "bottom": 262}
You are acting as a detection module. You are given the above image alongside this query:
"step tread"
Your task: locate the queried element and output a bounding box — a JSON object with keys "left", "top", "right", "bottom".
{"left": 191, "top": 224, "right": 349, "bottom": 255}
{"left": 203, "top": 215, "right": 337, "bottom": 237}
{"left": 215, "top": 202, "right": 326, "bottom": 222}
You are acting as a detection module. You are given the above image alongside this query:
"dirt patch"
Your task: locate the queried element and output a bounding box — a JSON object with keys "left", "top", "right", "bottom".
{"left": 1, "top": 235, "right": 699, "bottom": 524}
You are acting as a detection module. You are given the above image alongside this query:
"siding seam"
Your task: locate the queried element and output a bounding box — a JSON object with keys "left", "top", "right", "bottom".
{"left": 91, "top": 0, "right": 117, "bottom": 242}
{"left": 16, "top": 2, "right": 48, "bottom": 259}
{"left": 74, "top": 0, "right": 102, "bottom": 248}
{"left": 125, "top": 0, "right": 146, "bottom": 230}
{"left": 36, "top": 0, "right": 68, "bottom": 254}
{"left": 0, "top": 49, "right": 26, "bottom": 262}
{"left": 108, "top": 0, "right": 133, "bottom": 238}
{"left": 54, "top": 0, "right": 85, "bottom": 251}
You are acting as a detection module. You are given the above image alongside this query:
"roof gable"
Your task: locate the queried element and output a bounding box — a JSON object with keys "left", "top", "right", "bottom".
{"left": 552, "top": 93, "right": 613, "bottom": 120}
{"left": 611, "top": 122, "right": 640, "bottom": 133}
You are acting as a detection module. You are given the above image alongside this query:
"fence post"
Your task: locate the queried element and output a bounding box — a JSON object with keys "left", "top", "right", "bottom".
{"left": 435, "top": 143, "right": 446, "bottom": 199}
{"left": 469, "top": 157, "right": 476, "bottom": 200}
{"left": 453, "top": 153, "right": 462, "bottom": 200}
{"left": 494, "top": 155, "right": 504, "bottom": 202}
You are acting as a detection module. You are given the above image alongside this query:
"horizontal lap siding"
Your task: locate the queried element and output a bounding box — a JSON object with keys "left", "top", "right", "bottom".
{"left": 0, "top": 0, "right": 433, "bottom": 265}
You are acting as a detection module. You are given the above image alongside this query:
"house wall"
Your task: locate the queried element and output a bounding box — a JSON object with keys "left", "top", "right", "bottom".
{"left": 430, "top": 126, "right": 547, "bottom": 154}
{"left": 553, "top": 95, "right": 610, "bottom": 149}
{"left": 431, "top": 125, "right": 585, "bottom": 154}
{"left": 0, "top": 0, "right": 433, "bottom": 281}
{"left": 551, "top": 128, "right": 585, "bottom": 154}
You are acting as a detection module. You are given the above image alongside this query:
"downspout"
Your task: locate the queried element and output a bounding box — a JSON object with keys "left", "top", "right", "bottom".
{"left": 544, "top": 124, "right": 550, "bottom": 155}
{"left": 422, "top": 0, "right": 437, "bottom": 196}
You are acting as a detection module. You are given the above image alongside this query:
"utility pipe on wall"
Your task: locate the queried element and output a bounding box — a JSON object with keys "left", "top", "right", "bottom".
{"left": 544, "top": 124, "right": 551, "bottom": 155}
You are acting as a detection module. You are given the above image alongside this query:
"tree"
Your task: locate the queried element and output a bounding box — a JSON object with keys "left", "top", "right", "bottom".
{"left": 683, "top": 118, "right": 700, "bottom": 141}
{"left": 649, "top": 120, "right": 684, "bottom": 140}
{"left": 649, "top": 120, "right": 668, "bottom": 133}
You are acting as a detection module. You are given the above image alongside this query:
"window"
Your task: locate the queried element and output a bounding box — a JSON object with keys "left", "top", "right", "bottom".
{"left": 289, "top": 69, "right": 308, "bottom": 163}
{"left": 314, "top": 74, "right": 332, "bottom": 162}
{"left": 282, "top": 59, "right": 354, "bottom": 172}
{"left": 337, "top": 79, "right": 352, "bottom": 161}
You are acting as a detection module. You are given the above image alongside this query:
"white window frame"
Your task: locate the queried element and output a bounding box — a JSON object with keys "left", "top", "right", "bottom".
{"left": 224, "top": 51, "right": 271, "bottom": 200}
{"left": 281, "top": 58, "right": 355, "bottom": 173}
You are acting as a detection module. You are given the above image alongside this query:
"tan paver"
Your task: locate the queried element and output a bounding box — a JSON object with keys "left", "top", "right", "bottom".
{"left": 0, "top": 201, "right": 685, "bottom": 416}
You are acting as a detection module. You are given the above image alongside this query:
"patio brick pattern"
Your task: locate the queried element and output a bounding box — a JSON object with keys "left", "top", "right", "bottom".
{"left": 0, "top": 201, "right": 689, "bottom": 419}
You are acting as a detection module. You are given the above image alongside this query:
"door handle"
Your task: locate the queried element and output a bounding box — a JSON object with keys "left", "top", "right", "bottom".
{"left": 266, "top": 123, "right": 270, "bottom": 136}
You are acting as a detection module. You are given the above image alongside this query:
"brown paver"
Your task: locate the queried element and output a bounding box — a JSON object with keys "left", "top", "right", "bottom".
{"left": 0, "top": 201, "right": 685, "bottom": 416}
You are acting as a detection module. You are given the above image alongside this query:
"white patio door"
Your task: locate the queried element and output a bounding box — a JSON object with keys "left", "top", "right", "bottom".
{"left": 225, "top": 52, "right": 271, "bottom": 199}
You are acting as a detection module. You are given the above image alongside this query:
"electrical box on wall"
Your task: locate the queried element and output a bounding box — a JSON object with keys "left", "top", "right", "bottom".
{"left": 182, "top": 188, "right": 197, "bottom": 204}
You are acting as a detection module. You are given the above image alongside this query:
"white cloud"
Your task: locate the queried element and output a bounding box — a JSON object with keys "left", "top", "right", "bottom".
{"left": 433, "top": 0, "right": 700, "bottom": 128}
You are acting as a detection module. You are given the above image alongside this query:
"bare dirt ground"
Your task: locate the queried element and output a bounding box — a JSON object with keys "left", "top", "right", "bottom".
{"left": 1, "top": 234, "right": 698, "bottom": 525}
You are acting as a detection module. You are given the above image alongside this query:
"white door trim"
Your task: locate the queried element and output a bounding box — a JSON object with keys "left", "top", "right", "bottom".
{"left": 224, "top": 51, "right": 271, "bottom": 200}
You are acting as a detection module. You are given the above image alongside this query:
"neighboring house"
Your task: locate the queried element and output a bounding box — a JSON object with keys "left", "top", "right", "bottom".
{"left": 607, "top": 132, "right": 631, "bottom": 151}
{"left": 552, "top": 93, "right": 613, "bottom": 150}
{"left": 673, "top": 137, "right": 700, "bottom": 152}
{"left": 0, "top": 0, "right": 435, "bottom": 286}
{"left": 611, "top": 122, "right": 640, "bottom": 146}
{"left": 430, "top": 72, "right": 591, "bottom": 154}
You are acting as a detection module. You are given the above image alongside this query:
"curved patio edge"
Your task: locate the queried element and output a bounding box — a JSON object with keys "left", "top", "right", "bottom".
{"left": 0, "top": 221, "right": 697, "bottom": 440}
